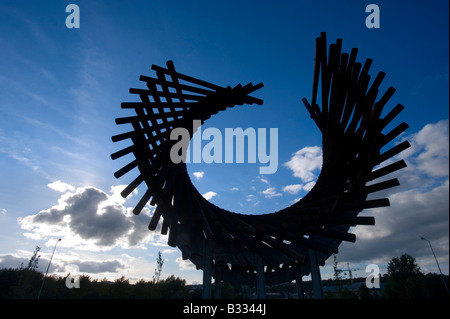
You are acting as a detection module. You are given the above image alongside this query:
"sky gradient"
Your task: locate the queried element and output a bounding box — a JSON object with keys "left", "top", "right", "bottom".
{"left": 0, "top": 0, "right": 448, "bottom": 285}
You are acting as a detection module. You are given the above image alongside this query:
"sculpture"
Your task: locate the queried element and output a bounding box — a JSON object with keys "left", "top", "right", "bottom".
{"left": 111, "top": 32, "right": 410, "bottom": 298}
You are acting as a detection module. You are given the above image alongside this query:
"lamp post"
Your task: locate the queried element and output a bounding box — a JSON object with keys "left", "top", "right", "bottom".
{"left": 37, "top": 238, "right": 62, "bottom": 299}
{"left": 421, "top": 237, "right": 449, "bottom": 295}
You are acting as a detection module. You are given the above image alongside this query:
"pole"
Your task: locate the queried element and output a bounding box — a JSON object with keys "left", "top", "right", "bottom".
{"left": 421, "top": 237, "right": 449, "bottom": 294}
{"left": 202, "top": 244, "right": 212, "bottom": 299}
{"left": 308, "top": 248, "right": 323, "bottom": 299}
{"left": 255, "top": 256, "right": 266, "bottom": 299}
{"left": 37, "top": 238, "right": 61, "bottom": 299}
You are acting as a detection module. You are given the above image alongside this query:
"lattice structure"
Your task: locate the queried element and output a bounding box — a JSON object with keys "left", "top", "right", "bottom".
{"left": 111, "top": 32, "right": 410, "bottom": 295}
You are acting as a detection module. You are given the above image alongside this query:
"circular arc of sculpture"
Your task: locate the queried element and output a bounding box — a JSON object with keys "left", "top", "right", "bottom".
{"left": 111, "top": 33, "right": 411, "bottom": 286}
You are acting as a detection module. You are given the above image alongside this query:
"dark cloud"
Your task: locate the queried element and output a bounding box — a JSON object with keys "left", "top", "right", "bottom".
{"left": 19, "top": 185, "right": 154, "bottom": 249}
{"left": 0, "top": 253, "right": 125, "bottom": 275}
{"left": 0, "top": 253, "right": 50, "bottom": 273}
{"left": 340, "top": 180, "right": 449, "bottom": 261}
{"left": 71, "top": 260, "right": 124, "bottom": 273}
{"left": 0, "top": 254, "right": 30, "bottom": 270}
{"left": 67, "top": 188, "right": 129, "bottom": 246}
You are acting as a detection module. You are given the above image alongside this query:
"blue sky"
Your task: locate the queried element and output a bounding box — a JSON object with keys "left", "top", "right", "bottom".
{"left": 0, "top": 0, "right": 448, "bottom": 286}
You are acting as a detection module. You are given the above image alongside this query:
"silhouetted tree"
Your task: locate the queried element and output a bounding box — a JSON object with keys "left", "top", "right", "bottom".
{"left": 111, "top": 276, "right": 130, "bottom": 299}
{"left": 153, "top": 251, "right": 164, "bottom": 283}
{"left": 383, "top": 254, "right": 428, "bottom": 298}
{"left": 20, "top": 246, "right": 40, "bottom": 271}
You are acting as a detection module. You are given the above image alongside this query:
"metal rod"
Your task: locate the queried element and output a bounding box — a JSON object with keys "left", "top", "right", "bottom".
{"left": 37, "top": 238, "right": 61, "bottom": 299}
{"left": 421, "top": 237, "right": 449, "bottom": 294}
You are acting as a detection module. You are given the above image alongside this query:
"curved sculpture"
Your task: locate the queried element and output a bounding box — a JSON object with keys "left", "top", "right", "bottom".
{"left": 111, "top": 33, "right": 410, "bottom": 287}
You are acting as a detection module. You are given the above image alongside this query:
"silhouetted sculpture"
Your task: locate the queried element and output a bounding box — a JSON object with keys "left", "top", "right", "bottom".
{"left": 111, "top": 32, "right": 410, "bottom": 298}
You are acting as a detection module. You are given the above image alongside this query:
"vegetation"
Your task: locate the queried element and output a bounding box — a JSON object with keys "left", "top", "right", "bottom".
{"left": 323, "top": 253, "right": 449, "bottom": 299}
{"left": 0, "top": 252, "right": 447, "bottom": 299}
{"left": 0, "top": 268, "right": 193, "bottom": 299}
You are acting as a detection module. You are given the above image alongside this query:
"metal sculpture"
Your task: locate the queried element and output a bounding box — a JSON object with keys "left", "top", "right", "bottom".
{"left": 111, "top": 32, "right": 410, "bottom": 298}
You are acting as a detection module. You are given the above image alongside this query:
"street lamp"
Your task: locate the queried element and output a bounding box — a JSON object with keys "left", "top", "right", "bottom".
{"left": 37, "top": 238, "right": 62, "bottom": 299}
{"left": 421, "top": 237, "right": 449, "bottom": 295}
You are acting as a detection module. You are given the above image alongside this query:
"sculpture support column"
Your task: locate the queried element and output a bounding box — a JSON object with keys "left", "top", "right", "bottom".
{"left": 256, "top": 256, "right": 266, "bottom": 299}
{"left": 294, "top": 263, "right": 304, "bottom": 299}
{"left": 214, "top": 265, "right": 222, "bottom": 299}
{"left": 202, "top": 245, "right": 212, "bottom": 299}
{"left": 308, "top": 248, "right": 323, "bottom": 299}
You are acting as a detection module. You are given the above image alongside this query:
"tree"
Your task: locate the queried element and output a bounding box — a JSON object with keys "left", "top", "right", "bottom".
{"left": 111, "top": 276, "right": 130, "bottom": 299}
{"left": 21, "top": 246, "right": 40, "bottom": 271}
{"left": 153, "top": 251, "right": 164, "bottom": 283}
{"left": 383, "top": 254, "right": 428, "bottom": 298}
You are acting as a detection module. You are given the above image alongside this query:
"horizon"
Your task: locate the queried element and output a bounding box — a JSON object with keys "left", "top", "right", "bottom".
{"left": 0, "top": 0, "right": 448, "bottom": 286}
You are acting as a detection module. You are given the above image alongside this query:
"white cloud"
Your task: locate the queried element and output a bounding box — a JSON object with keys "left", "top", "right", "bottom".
{"left": 202, "top": 191, "right": 217, "bottom": 201}
{"left": 1, "top": 208, "right": 6, "bottom": 215}
{"left": 303, "top": 181, "right": 316, "bottom": 191}
{"left": 193, "top": 171, "right": 204, "bottom": 180}
{"left": 48, "top": 180, "right": 75, "bottom": 193}
{"left": 411, "top": 119, "right": 449, "bottom": 177}
{"left": 176, "top": 257, "right": 197, "bottom": 271}
{"left": 260, "top": 187, "right": 282, "bottom": 198}
{"left": 282, "top": 184, "right": 302, "bottom": 195}
{"left": 284, "top": 146, "right": 322, "bottom": 182}
{"left": 161, "top": 248, "right": 177, "bottom": 254}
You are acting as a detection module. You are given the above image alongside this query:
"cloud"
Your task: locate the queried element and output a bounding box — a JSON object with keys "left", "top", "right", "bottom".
{"left": 18, "top": 184, "right": 155, "bottom": 250}
{"left": 335, "top": 120, "right": 449, "bottom": 274}
{"left": 78, "top": 260, "right": 124, "bottom": 273}
{"left": 0, "top": 254, "right": 31, "bottom": 270}
{"left": 303, "top": 181, "right": 316, "bottom": 191}
{"left": 65, "top": 260, "right": 124, "bottom": 274}
{"left": 284, "top": 146, "right": 322, "bottom": 182}
{"left": 176, "top": 257, "right": 197, "bottom": 271}
{"left": 282, "top": 182, "right": 317, "bottom": 196}
{"left": 260, "top": 187, "right": 282, "bottom": 198}
{"left": 374, "top": 119, "right": 450, "bottom": 194}
{"left": 193, "top": 171, "right": 204, "bottom": 180}
{"left": 282, "top": 184, "right": 302, "bottom": 195}
{"left": 0, "top": 127, "right": 51, "bottom": 180}
{"left": 410, "top": 74, "right": 449, "bottom": 96}
{"left": 409, "top": 119, "right": 449, "bottom": 178}
{"left": 48, "top": 180, "right": 75, "bottom": 193}
{"left": 202, "top": 191, "right": 217, "bottom": 201}
{"left": 340, "top": 179, "right": 449, "bottom": 269}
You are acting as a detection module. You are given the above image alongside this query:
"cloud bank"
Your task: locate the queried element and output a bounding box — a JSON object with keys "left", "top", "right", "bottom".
{"left": 339, "top": 120, "right": 449, "bottom": 272}
{"left": 18, "top": 184, "right": 158, "bottom": 251}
